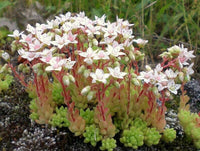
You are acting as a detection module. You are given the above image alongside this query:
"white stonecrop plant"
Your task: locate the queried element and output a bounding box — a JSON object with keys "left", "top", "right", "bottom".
{"left": 8, "top": 11, "right": 194, "bottom": 104}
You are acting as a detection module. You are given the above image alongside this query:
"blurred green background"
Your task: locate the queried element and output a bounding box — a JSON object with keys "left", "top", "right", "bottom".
{"left": 0, "top": 0, "right": 199, "bottom": 76}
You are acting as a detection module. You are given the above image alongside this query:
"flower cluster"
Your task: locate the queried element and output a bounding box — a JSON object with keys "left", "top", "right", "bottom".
{"left": 7, "top": 12, "right": 197, "bottom": 150}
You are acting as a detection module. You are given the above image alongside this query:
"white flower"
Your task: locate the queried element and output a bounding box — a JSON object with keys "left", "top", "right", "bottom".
{"left": 85, "top": 24, "right": 101, "bottom": 36}
{"left": 79, "top": 47, "right": 97, "bottom": 64}
{"left": 20, "top": 34, "right": 34, "bottom": 44}
{"left": 178, "top": 45, "right": 195, "bottom": 68}
{"left": 165, "top": 69, "right": 178, "bottom": 79}
{"left": 106, "top": 44, "right": 125, "bottom": 57}
{"left": 29, "top": 40, "right": 43, "bottom": 51}
{"left": 51, "top": 34, "right": 68, "bottom": 49}
{"left": 185, "top": 63, "right": 194, "bottom": 80}
{"left": 90, "top": 69, "right": 110, "bottom": 84}
{"left": 18, "top": 49, "right": 40, "bottom": 61}
{"left": 39, "top": 48, "right": 55, "bottom": 63}
{"left": 64, "top": 57, "right": 76, "bottom": 69}
{"left": 93, "top": 50, "right": 110, "bottom": 60}
{"left": 45, "top": 57, "right": 66, "bottom": 71}
{"left": 102, "top": 21, "right": 118, "bottom": 37}
{"left": 155, "top": 63, "right": 163, "bottom": 73}
{"left": 167, "top": 80, "right": 181, "bottom": 94}
{"left": 66, "top": 31, "right": 78, "bottom": 44}
{"left": 37, "top": 33, "right": 52, "bottom": 46}
{"left": 100, "top": 36, "right": 116, "bottom": 45}
{"left": 26, "top": 24, "right": 37, "bottom": 35}
{"left": 133, "top": 38, "right": 148, "bottom": 47}
{"left": 153, "top": 71, "right": 167, "bottom": 83}
{"left": 137, "top": 70, "right": 153, "bottom": 84}
{"left": 8, "top": 30, "right": 23, "bottom": 38}
{"left": 107, "top": 66, "right": 127, "bottom": 79}
{"left": 94, "top": 14, "right": 107, "bottom": 26}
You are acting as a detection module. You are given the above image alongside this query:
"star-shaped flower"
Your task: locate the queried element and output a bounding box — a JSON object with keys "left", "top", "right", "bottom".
{"left": 107, "top": 66, "right": 127, "bottom": 79}
{"left": 79, "top": 47, "right": 97, "bottom": 64}
{"left": 90, "top": 69, "right": 110, "bottom": 84}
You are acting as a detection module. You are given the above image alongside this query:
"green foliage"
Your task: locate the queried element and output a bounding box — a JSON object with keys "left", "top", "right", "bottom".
{"left": 49, "top": 106, "right": 70, "bottom": 128}
{"left": 144, "top": 128, "right": 161, "bottom": 146}
{"left": 0, "top": 0, "right": 12, "bottom": 14}
{"left": 178, "top": 109, "right": 200, "bottom": 149}
{"left": 162, "top": 128, "right": 176, "bottom": 143}
{"left": 130, "top": 117, "right": 148, "bottom": 132}
{"left": 29, "top": 99, "right": 39, "bottom": 121}
{"left": 83, "top": 124, "right": 102, "bottom": 147}
{"left": 120, "top": 126, "right": 144, "bottom": 149}
{"left": 80, "top": 108, "right": 94, "bottom": 126}
{"left": 0, "top": 65, "right": 13, "bottom": 93}
{"left": 100, "top": 138, "right": 116, "bottom": 151}
{"left": 52, "top": 81, "right": 64, "bottom": 105}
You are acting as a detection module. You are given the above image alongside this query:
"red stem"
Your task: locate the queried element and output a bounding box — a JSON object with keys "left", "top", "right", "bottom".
{"left": 8, "top": 63, "right": 27, "bottom": 87}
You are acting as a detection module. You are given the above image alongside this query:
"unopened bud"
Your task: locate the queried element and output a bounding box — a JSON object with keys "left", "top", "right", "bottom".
{"left": 152, "top": 87, "right": 159, "bottom": 96}
{"left": 145, "top": 65, "right": 152, "bottom": 71}
{"left": 81, "top": 86, "right": 91, "bottom": 95}
{"left": 87, "top": 91, "right": 95, "bottom": 101}
{"left": 178, "top": 72, "right": 184, "bottom": 82}
{"left": 18, "top": 64, "right": 25, "bottom": 71}
{"left": 124, "top": 56, "right": 129, "bottom": 62}
{"left": 131, "top": 78, "right": 140, "bottom": 86}
{"left": 32, "top": 63, "right": 42, "bottom": 73}
{"left": 1, "top": 52, "right": 10, "bottom": 62}
{"left": 131, "top": 72, "right": 137, "bottom": 78}
{"left": 128, "top": 51, "right": 135, "bottom": 60}
{"left": 83, "top": 70, "right": 90, "bottom": 78}
{"left": 37, "top": 70, "right": 43, "bottom": 76}
{"left": 78, "top": 65, "right": 86, "bottom": 74}
{"left": 114, "top": 81, "right": 120, "bottom": 88}
{"left": 78, "top": 34, "right": 86, "bottom": 42}
{"left": 114, "top": 61, "right": 120, "bottom": 67}
{"left": 22, "top": 67, "right": 30, "bottom": 74}
{"left": 69, "top": 74, "right": 75, "bottom": 83}
{"left": 92, "top": 39, "right": 98, "bottom": 46}
{"left": 63, "top": 75, "right": 70, "bottom": 86}
{"left": 0, "top": 64, "right": 7, "bottom": 73}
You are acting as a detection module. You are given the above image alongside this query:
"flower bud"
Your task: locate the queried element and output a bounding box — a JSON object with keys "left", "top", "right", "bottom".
{"left": 63, "top": 75, "right": 70, "bottom": 86}
{"left": 1, "top": 52, "right": 10, "bottom": 62}
{"left": 0, "top": 64, "right": 7, "bottom": 73}
{"left": 22, "top": 67, "right": 30, "bottom": 74}
{"left": 78, "top": 65, "right": 86, "bottom": 74}
{"left": 145, "top": 65, "right": 152, "bottom": 71}
{"left": 114, "top": 61, "right": 120, "bottom": 67}
{"left": 11, "top": 41, "right": 17, "bottom": 53}
{"left": 124, "top": 56, "right": 129, "bottom": 62}
{"left": 131, "top": 72, "right": 137, "bottom": 78}
{"left": 128, "top": 51, "right": 135, "bottom": 60}
{"left": 92, "top": 39, "right": 98, "bottom": 46}
{"left": 131, "top": 78, "right": 140, "bottom": 86}
{"left": 81, "top": 86, "right": 91, "bottom": 96}
{"left": 114, "top": 81, "right": 120, "bottom": 88}
{"left": 178, "top": 72, "right": 184, "bottom": 82}
{"left": 83, "top": 69, "right": 90, "bottom": 78}
{"left": 87, "top": 91, "right": 95, "bottom": 101}
{"left": 152, "top": 87, "right": 159, "bottom": 96}
{"left": 32, "top": 63, "right": 42, "bottom": 73}
{"left": 69, "top": 74, "right": 75, "bottom": 83}
{"left": 78, "top": 34, "right": 86, "bottom": 42}
{"left": 37, "top": 70, "right": 44, "bottom": 76}
{"left": 18, "top": 64, "right": 25, "bottom": 71}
